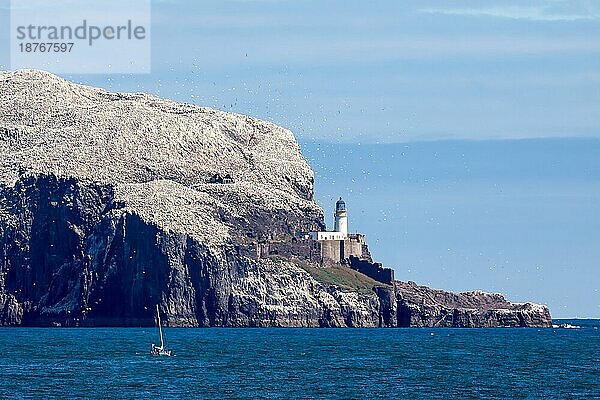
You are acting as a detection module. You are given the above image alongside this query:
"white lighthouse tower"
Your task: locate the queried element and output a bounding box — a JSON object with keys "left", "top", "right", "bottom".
{"left": 307, "top": 197, "right": 349, "bottom": 241}
{"left": 334, "top": 197, "right": 348, "bottom": 236}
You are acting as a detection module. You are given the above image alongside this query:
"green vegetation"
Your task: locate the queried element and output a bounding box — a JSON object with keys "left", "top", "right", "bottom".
{"left": 294, "top": 261, "right": 388, "bottom": 294}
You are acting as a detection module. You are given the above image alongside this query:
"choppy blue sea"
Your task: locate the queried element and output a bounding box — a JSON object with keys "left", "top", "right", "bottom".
{"left": 0, "top": 320, "right": 598, "bottom": 399}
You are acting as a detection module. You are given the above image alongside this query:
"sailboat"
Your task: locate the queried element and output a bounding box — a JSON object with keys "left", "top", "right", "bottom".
{"left": 151, "top": 304, "right": 173, "bottom": 357}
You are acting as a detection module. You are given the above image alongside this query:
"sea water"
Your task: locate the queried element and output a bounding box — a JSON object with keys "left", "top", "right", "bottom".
{"left": 0, "top": 320, "right": 598, "bottom": 399}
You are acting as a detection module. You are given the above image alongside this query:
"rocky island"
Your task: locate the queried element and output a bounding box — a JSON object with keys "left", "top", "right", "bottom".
{"left": 0, "top": 70, "right": 551, "bottom": 327}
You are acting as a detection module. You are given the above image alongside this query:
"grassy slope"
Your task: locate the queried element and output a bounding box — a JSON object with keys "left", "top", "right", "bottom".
{"left": 292, "top": 260, "right": 388, "bottom": 294}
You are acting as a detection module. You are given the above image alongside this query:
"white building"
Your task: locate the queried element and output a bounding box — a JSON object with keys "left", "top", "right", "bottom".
{"left": 308, "top": 231, "right": 347, "bottom": 241}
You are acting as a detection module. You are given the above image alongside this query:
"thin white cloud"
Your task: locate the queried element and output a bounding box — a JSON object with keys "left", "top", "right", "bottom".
{"left": 421, "top": 2, "right": 600, "bottom": 22}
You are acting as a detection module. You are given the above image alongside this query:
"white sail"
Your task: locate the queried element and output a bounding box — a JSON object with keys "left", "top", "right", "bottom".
{"left": 156, "top": 304, "right": 164, "bottom": 348}
{"left": 151, "top": 304, "right": 172, "bottom": 356}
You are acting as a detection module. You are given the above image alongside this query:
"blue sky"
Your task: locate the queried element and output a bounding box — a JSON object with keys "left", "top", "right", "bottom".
{"left": 0, "top": 0, "right": 599, "bottom": 317}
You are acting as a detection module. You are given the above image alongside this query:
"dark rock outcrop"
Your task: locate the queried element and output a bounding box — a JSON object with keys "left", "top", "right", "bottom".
{"left": 395, "top": 281, "right": 552, "bottom": 328}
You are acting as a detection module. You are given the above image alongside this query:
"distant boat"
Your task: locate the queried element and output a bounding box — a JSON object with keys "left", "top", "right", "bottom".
{"left": 151, "top": 304, "right": 173, "bottom": 357}
{"left": 552, "top": 323, "right": 581, "bottom": 329}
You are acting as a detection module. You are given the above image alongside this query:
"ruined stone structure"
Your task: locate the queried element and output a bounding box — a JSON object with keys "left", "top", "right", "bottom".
{"left": 347, "top": 256, "right": 395, "bottom": 285}
{"left": 208, "top": 173, "right": 234, "bottom": 184}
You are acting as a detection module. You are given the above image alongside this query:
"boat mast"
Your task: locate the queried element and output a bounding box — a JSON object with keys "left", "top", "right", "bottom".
{"left": 156, "top": 304, "right": 164, "bottom": 348}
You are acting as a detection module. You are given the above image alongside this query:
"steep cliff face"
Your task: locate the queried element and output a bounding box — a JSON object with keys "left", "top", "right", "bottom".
{"left": 0, "top": 70, "right": 551, "bottom": 327}
{"left": 0, "top": 174, "right": 393, "bottom": 327}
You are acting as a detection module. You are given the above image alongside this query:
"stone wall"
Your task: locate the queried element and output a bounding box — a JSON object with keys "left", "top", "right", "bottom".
{"left": 247, "top": 234, "right": 373, "bottom": 267}
{"left": 347, "top": 256, "right": 395, "bottom": 285}
{"left": 342, "top": 238, "right": 363, "bottom": 260}
{"left": 321, "top": 240, "right": 342, "bottom": 263}
{"left": 242, "top": 240, "right": 323, "bottom": 264}
{"left": 320, "top": 234, "right": 367, "bottom": 264}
